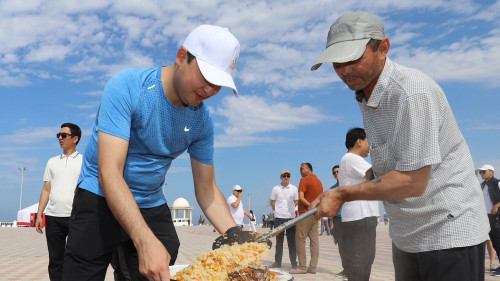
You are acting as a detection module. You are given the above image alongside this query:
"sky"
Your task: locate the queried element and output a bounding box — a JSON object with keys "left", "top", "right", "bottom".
{"left": 1, "top": 0, "right": 500, "bottom": 224}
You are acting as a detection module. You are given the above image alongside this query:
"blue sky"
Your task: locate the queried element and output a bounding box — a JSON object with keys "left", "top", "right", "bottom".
{"left": 1, "top": 0, "right": 499, "bottom": 223}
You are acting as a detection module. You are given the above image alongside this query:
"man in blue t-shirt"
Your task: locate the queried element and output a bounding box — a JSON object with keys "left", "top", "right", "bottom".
{"left": 63, "top": 25, "right": 243, "bottom": 281}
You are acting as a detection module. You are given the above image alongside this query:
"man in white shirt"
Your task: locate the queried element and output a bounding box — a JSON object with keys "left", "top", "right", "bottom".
{"left": 227, "top": 185, "right": 251, "bottom": 229}
{"left": 338, "top": 128, "right": 379, "bottom": 281}
{"left": 35, "top": 123, "right": 83, "bottom": 281}
{"left": 270, "top": 170, "right": 299, "bottom": 269}
{"left": 479, "top": 165, "right": 500, "bottom": 276}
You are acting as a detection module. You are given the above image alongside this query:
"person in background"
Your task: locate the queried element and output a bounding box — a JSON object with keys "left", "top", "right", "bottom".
{"left": 268, "top": 211, "right": 275, "bottom": 230}
{"left": 262, "top": 213, "right": 267, "bottom": 228}
{"left": 310, "top": 11, "right": 489, "bottom": 281}
{"left": 249, "top": 210, "right": 257, "bottom": 232}
{"left": 329, "top": 164, "right": 347, "bottom": 280}
{"left": 227, "top": 185, "right": 252, "bottom": 230}
{"left": 338, "top": 127, "right": 379, "bottom": 281}
{"left": 270, "top": 169, "right": 299, "bottom": 269}
{"left": 320, "top": 217, "right": 330, "bottom": 236}
{"left": 290, "top": 163, "right": 323, "bottom": 275}
{"left": 62, "top": 25, "right": 243, "bottom": 281}
{"left": 35, "top": 123, "right": 82, "bottom": 281}
{"left": 478, "top": 165, "right": 500, "bottom": 276}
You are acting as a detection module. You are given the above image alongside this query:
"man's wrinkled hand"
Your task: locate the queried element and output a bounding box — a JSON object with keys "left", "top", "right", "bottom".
{"left": 310, "top": 189, "right": 344, "bottom": 220}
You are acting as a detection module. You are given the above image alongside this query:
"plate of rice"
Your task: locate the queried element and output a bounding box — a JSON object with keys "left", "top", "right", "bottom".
{"left": 170, "top": 242, "right": 293, "bottom": 281}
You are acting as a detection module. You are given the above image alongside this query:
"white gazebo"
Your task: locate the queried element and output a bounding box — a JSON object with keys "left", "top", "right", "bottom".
{"left": 170, "top": 198, "right": 193, "bottom": 226}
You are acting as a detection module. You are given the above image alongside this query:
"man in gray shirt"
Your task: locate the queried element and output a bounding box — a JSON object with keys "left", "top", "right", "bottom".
{"left": 310, "top": 11, "right": 489, "bottom": 281}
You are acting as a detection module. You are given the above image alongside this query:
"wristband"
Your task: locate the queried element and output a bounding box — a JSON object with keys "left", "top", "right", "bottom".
{"left": 225, "top": 226, "right": 241, "bottom": 234}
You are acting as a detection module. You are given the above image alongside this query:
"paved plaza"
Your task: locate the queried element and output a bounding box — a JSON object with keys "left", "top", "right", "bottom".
{"left": 0, "top": 223, "right": 497, "bottom": 280}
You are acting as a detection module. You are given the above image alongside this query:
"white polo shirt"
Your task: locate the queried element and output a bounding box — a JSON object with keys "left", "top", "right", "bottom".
{"left": 339, "top": 152, "right": 379, "bottom": 222}
{"left": 43, "top": 151, "right": 83, "bottom": 217}
{"left": 270, "top": 184, "right": 298, "bottom": 219}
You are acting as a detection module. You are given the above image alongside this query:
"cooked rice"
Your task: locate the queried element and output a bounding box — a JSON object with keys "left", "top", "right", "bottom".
{"left": 173, "top": 242, "right": 270, "bottom": 281}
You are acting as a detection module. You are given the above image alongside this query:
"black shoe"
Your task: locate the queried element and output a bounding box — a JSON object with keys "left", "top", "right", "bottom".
{"left": 335, "top": 269, "right": 345, "bottom": 277}
{"left": 270, "top": 262, "right": 281, "bottom": 268}
{"left": 291, "top": 264, "right": 298, "bottom": 269}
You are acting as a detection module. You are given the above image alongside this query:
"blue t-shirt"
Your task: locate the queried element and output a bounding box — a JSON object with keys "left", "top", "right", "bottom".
{"left": 329, "top": 183, "right": 341, "bottom": 216}
{"left": 78, "top": 67, "right": 214, "bottom": 208}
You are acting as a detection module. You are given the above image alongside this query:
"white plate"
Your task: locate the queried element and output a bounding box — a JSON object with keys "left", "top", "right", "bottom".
{"left": 169, "top": 264, "right": 293, "bottom": 281}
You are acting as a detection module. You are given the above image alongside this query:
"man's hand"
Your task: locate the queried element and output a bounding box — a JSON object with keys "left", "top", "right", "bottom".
{"left": 237, "top": 191, "right": 243, "bottom": 200}
{"left": 365, "top": 168, "right": 374, "bottom": 180}
{"left": 136, "top": 235, "right": 172, "bottom": 281}
{"left": 492, "top": 204, "right": 500, "bottom": 215}
{"left": 35, "top": 217, "right": 44, "bottom": 234}
{"left": 310, "top": 189, "right": 345, "bottom": 220}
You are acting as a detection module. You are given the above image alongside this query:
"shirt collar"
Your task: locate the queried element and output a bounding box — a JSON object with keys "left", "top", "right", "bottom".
{"left": 356, "top": 58, "right": 394, "bottom": 108}
{"left": 60, "top": 151, "right": 80, "bottom": 159}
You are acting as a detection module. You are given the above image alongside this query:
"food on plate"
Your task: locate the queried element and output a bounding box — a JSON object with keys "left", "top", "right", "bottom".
{"left": 228, "top": 265, "right": 277, "bottom": 281}
{"left": 173, "top": 242, "right": 272, "bottom": 281}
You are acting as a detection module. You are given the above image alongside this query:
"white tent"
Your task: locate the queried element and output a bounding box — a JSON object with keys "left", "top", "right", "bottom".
{"left": 16, "top": 203, "right": 42, "bottom": 227}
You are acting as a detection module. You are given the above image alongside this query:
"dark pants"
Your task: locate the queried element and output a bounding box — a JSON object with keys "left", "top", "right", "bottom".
{"left": 393, "top": 242, "right": 485, "bottom": 281}
{"left": 45, "top": 215, "right": 70, "bottom": 281}
{"left": 332, "top": 216, "right": 346, "bottom": 269}
{"left": 488, "top": 214, "right": 500, "bottom": 260}
{"left": 342, "top": 216, "right": 377, "bottom": 281}
{"left": 274, "top": 218, "right": 297, "bottom": 267}
{"left": 62, "top": 188, "right": 180, "bottom": 281}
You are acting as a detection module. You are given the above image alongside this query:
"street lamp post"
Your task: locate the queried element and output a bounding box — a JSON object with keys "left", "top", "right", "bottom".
{"left": 18, "top": 167, "right": 27, "bottom": 210}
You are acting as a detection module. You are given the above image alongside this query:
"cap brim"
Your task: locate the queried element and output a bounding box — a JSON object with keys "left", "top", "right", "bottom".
{"left": 197, "top": 59, "right": 238, "bottom": 95}
{"left": 311, "top": 39, "right": 370, "bottom": 70}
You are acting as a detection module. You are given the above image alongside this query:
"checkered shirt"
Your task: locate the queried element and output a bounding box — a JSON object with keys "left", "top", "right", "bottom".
{"left": 358, "top": 58, "right": 489, "bottom": 253}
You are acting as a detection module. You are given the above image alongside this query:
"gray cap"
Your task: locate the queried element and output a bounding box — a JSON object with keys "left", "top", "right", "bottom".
{"left": 311, "top": 12, "right": 385, "bottom": 70}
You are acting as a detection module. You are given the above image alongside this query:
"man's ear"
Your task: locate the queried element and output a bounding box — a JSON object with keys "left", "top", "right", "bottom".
{"left": 379, "top": 38, "right": 390, "bottom": 57}
{"left": 175, "top": 47, "right": 188, "bottom": 66}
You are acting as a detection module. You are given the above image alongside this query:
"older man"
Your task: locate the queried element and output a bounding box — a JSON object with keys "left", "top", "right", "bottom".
{"left": 479, "top": 165, "right": 500, "bottom": 276}
{"left": 270, "top": 170, "right": 298, "bottom": 269}
{"left": 310, "top": 12, "right": 489, "bottom": 281}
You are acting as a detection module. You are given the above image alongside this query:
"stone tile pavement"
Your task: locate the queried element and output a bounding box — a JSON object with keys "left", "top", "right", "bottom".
{"left": 0, "top": 223, "right": 497, "bottom": 280}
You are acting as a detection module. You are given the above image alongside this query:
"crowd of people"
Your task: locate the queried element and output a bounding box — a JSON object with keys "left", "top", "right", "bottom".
{"left": 33, "top": 11, "right": 495, "bottom": 281}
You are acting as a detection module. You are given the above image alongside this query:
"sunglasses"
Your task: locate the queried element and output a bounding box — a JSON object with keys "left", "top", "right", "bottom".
{"left": 332, "top": 171, "right": 339, "bottom": 175}
{"left": 56, "top": 133, "right": 74, "bottom": 139}
{"left": 235, "top": 190, "right": 242, "bottom": 193}
{"left": 479, "top": 170, "right": 487, "bottom": 175}
{"left": 281, "top": 174, "right": 291, "bottom": 178}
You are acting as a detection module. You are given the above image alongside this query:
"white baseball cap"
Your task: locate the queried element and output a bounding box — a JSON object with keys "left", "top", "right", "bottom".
{"left": 183, "top": 25, "right": 240, "bottom": 94}
{"left": 233, "top": 185, "right": 243, "bottom": 191}
{"left": 478, "top": 164, "right": 495, "bottom": 171}
{"left": 311, "top": 12, "right": 385, "bottom": 70}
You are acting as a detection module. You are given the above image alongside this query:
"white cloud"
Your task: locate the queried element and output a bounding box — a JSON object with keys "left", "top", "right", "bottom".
{"left": 390, "top": 30, "right": 500, "bottom": 85}
{"left": 0, "top": 0, "right": 498, "bottom": 91}
{"left": 213, "top": 95, "right": 331, "bottom": 147}
{"left": 0, "top": 126, "right": 58, "bottom": 145}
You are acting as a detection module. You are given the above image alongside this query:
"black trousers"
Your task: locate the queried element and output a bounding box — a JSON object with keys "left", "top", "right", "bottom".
{"left": 488, "top": 214, "right": 500, "bottom": 260}
{"left": 332, "top": 216, "right": 346, "bottom": 269}
{"left": 45, "top": 215, "right": 70, "bottom": 281}
{"left": 62, "top": 188, "right": 180, "bottom": 281}
{"left": 342, "top": 216, "right": 377, "bottom": 281}
{"left": 393, "top": 242, "right": 485, "bottom": 281}
{"left": 273, "top": 218, "right": 297, "bottom": 266}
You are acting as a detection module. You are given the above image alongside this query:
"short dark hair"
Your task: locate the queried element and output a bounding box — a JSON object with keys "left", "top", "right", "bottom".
{"left": 187, "top": 51, "right": 195, "bottom": 64}
{"left": 345, "top": 127, "right": 366, "bottom": 150}
{"left": 301, "top": 162, "right": 313, "bottom": 172}
{"left": 367, "top": 39, "right": 381, "bottom": 52}
{"left": 332, "top": 165, "right": 339, "bottom": 171}
{"left": 61, "top": 123, "right": 82, "bottom": 145}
